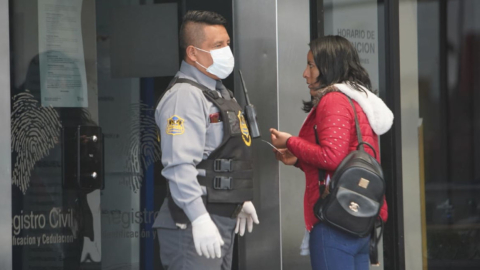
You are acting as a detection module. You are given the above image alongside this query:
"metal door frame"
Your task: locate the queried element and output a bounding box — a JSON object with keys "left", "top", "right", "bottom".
{"left": 0, "top": 0, "right": 12, "bottom": 269}
{"left": 381, "top": 0, "right": 406, "bottom": 269}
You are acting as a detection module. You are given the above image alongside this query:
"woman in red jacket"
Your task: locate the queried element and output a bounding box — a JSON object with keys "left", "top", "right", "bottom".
{"left": 270, "top": 36, "right": 393, "bottom": 270}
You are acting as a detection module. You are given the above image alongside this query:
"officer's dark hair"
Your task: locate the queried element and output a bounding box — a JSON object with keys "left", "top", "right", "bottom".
{"left": 302, "top": 35, "right": 374, "bottom": 112}
{"left": 179, "top": 10, "right": 227, "bottom": 52}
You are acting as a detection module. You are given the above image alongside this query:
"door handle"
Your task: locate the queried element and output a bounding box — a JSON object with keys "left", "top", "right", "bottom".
{"left": 62, "top": 126, "right": 104, "bottom": 191}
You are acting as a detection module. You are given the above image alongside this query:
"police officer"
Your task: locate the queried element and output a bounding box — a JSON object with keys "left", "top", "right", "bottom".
{"left": 153, "top": 10, "right": 259, "bottom": 270}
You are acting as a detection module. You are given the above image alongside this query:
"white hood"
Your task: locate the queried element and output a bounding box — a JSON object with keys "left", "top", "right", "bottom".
{"left": 334, "top": 83, "right": 394, "bottom": 135}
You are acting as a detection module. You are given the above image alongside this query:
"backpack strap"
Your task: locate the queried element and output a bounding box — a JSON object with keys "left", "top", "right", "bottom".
{"left": 344, "top": 96, "right": 364, "bottom": 151}
{"left": 370, "top": 218, "right": 384, "bottom": 265}
{"left": 313, "top": 125, "right": 326, "bottom": 194}
{"left": 312, "top": 95, "right": 361, "bottom": 192}
{"left": 344, "top": 95, "right": 378, "bottom": 158}
{"left": 346, "top": 95, "right": 384, "bottom": 263}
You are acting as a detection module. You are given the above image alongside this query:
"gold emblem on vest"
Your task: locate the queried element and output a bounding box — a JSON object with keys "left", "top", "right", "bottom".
{"left": 237, "top": 111, "right": 251, "bottom": 146}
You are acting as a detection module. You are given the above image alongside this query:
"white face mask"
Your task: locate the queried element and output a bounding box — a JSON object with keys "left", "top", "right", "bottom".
{"left": 195, "top": 46, "right": 235, "bottom": 79}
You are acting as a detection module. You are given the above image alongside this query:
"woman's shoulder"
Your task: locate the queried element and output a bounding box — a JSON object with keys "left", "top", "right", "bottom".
{"left": 317, "top": 91, "right": 352, "bottom": 112}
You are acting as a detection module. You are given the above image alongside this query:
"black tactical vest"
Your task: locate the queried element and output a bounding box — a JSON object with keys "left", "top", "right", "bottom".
{"left": 158, "top": 77, "right": 254, "bottom": 223}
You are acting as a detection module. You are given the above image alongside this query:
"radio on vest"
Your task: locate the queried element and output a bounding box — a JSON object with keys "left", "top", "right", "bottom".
{"left": 238, "top": 70, "right": 261, "bottom": 138}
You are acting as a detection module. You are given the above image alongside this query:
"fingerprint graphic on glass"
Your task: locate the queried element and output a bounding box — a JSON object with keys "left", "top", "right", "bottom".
{"left": 124, "top": 103, "right": 162, "bottom": 192}
{"left": 11, "top": 91, "right": 62, "bottom": 193}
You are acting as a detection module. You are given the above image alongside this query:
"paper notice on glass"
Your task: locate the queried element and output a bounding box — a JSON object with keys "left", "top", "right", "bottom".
{"left": 324, "top": 0, "right": 379, "bottom": 92}
{"left": 38, "top": 0, "right": 88, "bottom": 107}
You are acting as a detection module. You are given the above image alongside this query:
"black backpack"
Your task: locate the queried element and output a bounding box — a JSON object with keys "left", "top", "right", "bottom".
{"left": 313, "top": 95, "right": 385, "bottom": 264}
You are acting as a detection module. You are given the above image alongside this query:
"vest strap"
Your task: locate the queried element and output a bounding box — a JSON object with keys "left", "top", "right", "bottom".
{"left": 198, "top": 159, "right": 252, "bottom": 173}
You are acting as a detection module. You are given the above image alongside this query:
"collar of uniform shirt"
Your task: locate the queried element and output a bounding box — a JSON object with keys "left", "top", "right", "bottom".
{"left": 179, "top": 60, "right": 217, "bottom": 91}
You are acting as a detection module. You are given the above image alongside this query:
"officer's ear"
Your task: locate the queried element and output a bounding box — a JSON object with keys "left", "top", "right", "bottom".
{"left": 185, "top": 46, "right": 197, "bottom": 62}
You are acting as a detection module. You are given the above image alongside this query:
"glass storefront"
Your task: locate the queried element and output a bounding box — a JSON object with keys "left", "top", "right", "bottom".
{"left": 417, "top": 0, "right": 480, "bottom": 269}
{"left": 9, "top": 1, "right": 233, "bottom": 269}
{"left": 400, "top": 0, "right": 480, "bottom": 269}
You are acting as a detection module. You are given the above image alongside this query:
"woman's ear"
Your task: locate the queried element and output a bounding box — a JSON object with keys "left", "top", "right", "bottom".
{"left": 185, "top": 46, "right": 197, "bottom": 62}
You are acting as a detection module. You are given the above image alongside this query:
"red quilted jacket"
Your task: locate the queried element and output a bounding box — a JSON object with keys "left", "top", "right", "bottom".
{"left": 286, "top": 86, "right": 393, "bottom": 232}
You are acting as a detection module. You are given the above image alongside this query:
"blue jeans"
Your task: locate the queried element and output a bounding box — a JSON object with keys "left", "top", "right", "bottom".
{"left": 309, "top": 222, "right": 370, "bottom": 270}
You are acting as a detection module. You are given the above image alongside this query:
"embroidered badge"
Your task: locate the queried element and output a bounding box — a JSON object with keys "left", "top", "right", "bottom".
{"left": 166, "top": 115, "right": 185, "bottom": 135}
{"left": 237, "top": 111, "right": 251, "bottom": 146}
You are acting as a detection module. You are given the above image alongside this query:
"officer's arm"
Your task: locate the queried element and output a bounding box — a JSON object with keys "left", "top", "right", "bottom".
{"left": 156, "top": 86, "right": 208, "bottom": 222}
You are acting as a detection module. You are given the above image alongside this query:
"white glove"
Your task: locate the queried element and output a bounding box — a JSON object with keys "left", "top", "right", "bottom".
{"left": 191, "top": 213, "right": 225, "bottom": 259}
{"left": 235, "top": 201, "right": 260, "bottom": 236}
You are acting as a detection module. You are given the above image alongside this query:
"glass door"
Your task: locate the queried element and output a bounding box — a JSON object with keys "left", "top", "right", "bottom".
{"left": 10, "top": 1, "right": 235, "bottom": 269}
{"left": 10, "top": 1, "right": 179, "bottom": 269}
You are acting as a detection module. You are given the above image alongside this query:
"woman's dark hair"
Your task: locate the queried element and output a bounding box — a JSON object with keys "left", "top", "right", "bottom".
{"left": 303, "top": 35, "right": 373, "bottom": 112}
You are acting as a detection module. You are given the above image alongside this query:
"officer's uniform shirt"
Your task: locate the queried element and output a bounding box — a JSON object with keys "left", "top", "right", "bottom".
{"left": 153, "top": 61, "right": 230, "bottom": 229}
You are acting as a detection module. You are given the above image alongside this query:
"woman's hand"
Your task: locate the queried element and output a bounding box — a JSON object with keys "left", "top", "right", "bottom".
{"left": 274, "top": 148, "right": 298, "bottom": 166}
{"left": 270, "top": 128, "right": 293, "bottom": 148}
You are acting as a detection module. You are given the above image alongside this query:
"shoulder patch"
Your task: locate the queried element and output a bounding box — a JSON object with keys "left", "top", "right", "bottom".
{"left": 166, "top": 115, "right": 185, "bottom": 135}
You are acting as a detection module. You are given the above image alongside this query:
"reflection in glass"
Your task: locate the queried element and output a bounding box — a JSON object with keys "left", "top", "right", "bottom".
{"left": 418, "top": 0, "right": 480, "bottom": 268}
{"left": 11, "top": 50, "right": 97, "bottom": 269}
